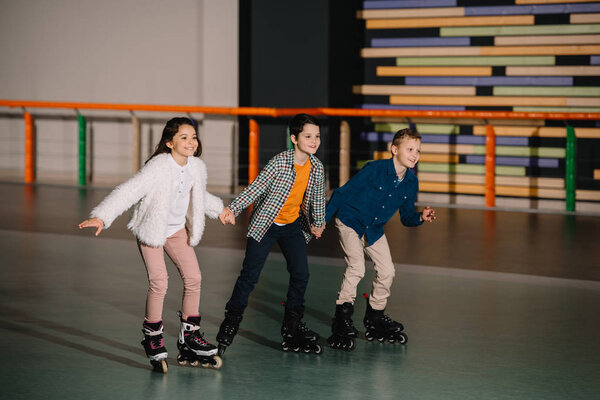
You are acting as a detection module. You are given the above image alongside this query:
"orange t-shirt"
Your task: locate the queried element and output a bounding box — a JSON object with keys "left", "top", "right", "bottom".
{"left": 274, "top": 160, "right": 311, "bottom": 224}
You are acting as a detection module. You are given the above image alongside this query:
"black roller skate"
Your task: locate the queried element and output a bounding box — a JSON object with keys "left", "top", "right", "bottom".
{"left": 363, "top": 294, "right": 407, "bottom": 344}
{"left": 141, "top": 320, "right": 169, "bottom": 373}
{"left": 176, "top": 311, "right": 222, "bottom": 369}
{"left": 216, "top": 309, "right": 243, "bottom": 356}
{"left": 327, "top": 302, "right": 359, "bottom": 351}
{"left": 281, "top": 306, "right": 323, "bottom": 355}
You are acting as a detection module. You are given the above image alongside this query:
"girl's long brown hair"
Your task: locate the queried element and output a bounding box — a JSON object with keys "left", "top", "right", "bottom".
{"left": 146, "top": 117, "right": 202, "bottom": 163}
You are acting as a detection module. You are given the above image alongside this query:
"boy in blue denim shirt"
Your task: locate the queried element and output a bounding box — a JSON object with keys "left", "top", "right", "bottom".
{"left": 325, "top": 128, "right": 435, "bottom": 350}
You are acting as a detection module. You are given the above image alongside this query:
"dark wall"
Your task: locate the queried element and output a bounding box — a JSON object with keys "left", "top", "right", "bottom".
{"left": 238, "top": 0, "right": 362, "bottom": 186}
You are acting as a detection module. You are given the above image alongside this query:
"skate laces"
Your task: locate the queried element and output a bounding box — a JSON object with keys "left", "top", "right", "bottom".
{"left": 188, "top": 331, "right": 210, "bottom": 345}
{"left": 182, "top": 322, "right": 211, "bottom": 345}
{"left": 298, "top": 321, "right": 314, "bottom": 335}
{"left": 149, "top": 335, "right": 164, "bottom": 350}
{"left": 222, "top": 315, "right": 241, "bottom": 335}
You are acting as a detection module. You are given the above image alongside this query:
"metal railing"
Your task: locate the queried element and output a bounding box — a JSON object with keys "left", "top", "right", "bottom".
{"left": 2, "top": 99, "right": 598, "bottom": 212}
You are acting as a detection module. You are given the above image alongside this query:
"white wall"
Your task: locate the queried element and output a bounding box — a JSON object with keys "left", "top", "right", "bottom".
{"left": 0, "top": 0, "right": 238, "bottom": 189}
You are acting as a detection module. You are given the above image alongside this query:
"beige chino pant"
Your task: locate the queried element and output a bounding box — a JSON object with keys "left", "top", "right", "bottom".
{"left": 335, "top": 218, "right": 395, "bottom": 310}
{"left": 138, "top": 228, "right": 202, "bottom": 322}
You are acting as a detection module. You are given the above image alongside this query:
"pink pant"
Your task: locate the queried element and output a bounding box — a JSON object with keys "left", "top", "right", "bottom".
{"left": 138, "top": 228, "right": 201, "bottom": 322}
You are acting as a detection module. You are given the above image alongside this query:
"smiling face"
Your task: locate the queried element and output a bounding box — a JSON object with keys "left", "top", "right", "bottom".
{"left": 291, "top": 123, "right": 321, "bottom": 157}
{"left": 166, "top": 124, "right": 198, "bottom": 164}
{"left": 391, "top": 137, "right": 421, "bottom": 170}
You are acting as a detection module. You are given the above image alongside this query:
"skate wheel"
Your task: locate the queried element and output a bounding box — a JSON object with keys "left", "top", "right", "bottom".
{"left": 377, "top": 336, "right": 385, "bottom": 343}
{"left": 348, "top": 339, "right": 355, "bottom": 351}
{"left": 176, "top": 354, "right": 188, "bottom": 366}
{"left": 399, "top": 332, "right": 408, "bottom": 344}
{"left": 313, "top": 344, "right": 323, "bottom": 355}
{"left": 190, "top": 359, "right": 200, "bottom": 367}
{"left": 211, "top": 355, "right": 223, "bottom": 369}
{"left": 152, "top": 359, "right": 168, "bottom": 373}
{"left": 388, "top": 338, "right": 396, "bottom": 344}
{"left": 293, "top": 346, "right": 301, "bottom": 352}
{"left": 365, "top": 331, "right": 374, "bottom": 341}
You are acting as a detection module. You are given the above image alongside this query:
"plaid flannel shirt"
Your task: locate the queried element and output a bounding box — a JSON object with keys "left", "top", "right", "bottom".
{"left": 228, "top": 149, "right": 326, "bottom": 243}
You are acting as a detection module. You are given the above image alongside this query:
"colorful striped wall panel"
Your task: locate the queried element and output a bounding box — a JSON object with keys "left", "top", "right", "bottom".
{"left": 356, "top": 0, "right": 600, "bottom": 205}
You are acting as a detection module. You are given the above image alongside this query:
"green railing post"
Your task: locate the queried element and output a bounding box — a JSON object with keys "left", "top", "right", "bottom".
{"left": 565, "top": 125, "right": 576, "bottom": 212}
{"left": 78, "top": 114, "right": 86, "bottom": 186}
{"left": 286, "top": 126, "right": 293, "bottom": 150}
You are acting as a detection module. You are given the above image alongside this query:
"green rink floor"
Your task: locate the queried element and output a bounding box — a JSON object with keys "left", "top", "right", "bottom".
{"left": 1, "top": 229, "right": 599, "bottom": 400}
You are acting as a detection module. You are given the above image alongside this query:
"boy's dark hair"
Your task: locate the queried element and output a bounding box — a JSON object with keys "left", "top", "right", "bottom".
{"left": 146, "top": 117, "right": 201, "bottom": 163}
{"left": 392, "top": 128, "right": 421, "bottom": 148}
{"left": 288, "top": 113, "right": 320, "bottom": 138}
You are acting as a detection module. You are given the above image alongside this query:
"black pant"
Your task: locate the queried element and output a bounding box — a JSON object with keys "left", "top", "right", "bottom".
{"left": 226, "top": 218, "right": 309, "bottom": 312}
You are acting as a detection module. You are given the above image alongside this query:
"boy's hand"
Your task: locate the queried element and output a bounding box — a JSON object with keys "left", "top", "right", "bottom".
{"left": 219, "top": 208, "right": 236, "bottom": 225}
{"left": 78, "top": 218, "right": 105, "bottom": 236}
{"left": 311, "top": 224, "right": 325, "bottom": 239}
{"left": 421, "top": 206, "right": 436, "bottom": 223}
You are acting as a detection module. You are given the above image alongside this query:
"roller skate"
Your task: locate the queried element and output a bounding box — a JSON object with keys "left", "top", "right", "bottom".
{"left": 176, "top": 311, "right": 222, "bottom": 369}
{"left": 141, "top": 320, "right": 169, "bottom": 373}
{"left": 327, "top": 302, "right": 359, "bottom": 351}
{"left": 363, "top": 294, "right": 407, "bottom": 344}
{"left": 281, "top": 306, "right": 323, "bottom": 355}
{"left": 216, "top": 308, "right": 243, "bottom": 356}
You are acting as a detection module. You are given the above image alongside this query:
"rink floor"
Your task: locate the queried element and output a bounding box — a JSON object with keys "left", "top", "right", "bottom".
{"left": 1, "top": 182, "right": 599, "bottom": 400}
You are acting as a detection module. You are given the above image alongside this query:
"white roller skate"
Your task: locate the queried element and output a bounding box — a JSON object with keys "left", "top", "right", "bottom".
{"left": 177, "top": 311, "right": 222, "bottom": 369}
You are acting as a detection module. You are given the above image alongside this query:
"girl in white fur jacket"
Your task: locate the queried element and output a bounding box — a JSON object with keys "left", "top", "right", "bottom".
{"left": 79, "top": 117, "right": 224, "bottom": 372}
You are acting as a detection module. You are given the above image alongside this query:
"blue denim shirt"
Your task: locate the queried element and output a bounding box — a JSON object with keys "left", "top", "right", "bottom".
{"left": 325, "top": 158, "right": 423, "bottom": 245}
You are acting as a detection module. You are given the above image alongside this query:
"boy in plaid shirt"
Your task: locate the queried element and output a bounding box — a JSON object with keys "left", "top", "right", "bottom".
{"left": 216, "top": 113, "right": 326, "bottom": 355}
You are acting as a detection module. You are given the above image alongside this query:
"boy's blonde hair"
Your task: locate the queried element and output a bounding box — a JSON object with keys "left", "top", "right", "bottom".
{"left": 392, "top": 128, "right": 421, "bottom": 148}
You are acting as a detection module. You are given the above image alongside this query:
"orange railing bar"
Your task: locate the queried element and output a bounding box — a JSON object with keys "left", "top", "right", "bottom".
{"left": 2, "top": 100, "right": 599, "bottom": 121}
{"left": 24, "top": 112, "right": 34, "bottom": 183}
{"left": 248, "top": 119, "right": 259, "bottom": 184}
{"left": 485, "top": 124, "right": 496, "bottom": 208}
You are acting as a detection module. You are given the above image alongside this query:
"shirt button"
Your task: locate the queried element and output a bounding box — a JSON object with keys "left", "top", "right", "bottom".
{"left": 375, "top": 217, "right": 378, "bottom": 220}
{"left": 404, "top": 196, "right": 407, "bottom": 199}
{"left": 382, "top": 206, "right": 385, "bottom": 208}
{"left": 389, "top": 194, "right": 392, "bottom": 197}
{"left": 379, "top": 186, "right": 382, "bottom": 189}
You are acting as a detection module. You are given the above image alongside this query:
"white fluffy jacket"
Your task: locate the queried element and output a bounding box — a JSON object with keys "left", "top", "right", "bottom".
{"left": 91, "top": 153, "right": 223, "bottom": 247}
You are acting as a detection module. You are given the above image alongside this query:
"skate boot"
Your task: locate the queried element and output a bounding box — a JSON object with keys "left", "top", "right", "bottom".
{"left": 363, "top": 294, "right": 407, "bottom": 344}
{"left": 141, "top": 320, "right": 168, "bottom": 373}
{"left": 216, "top": 308, "right": 243, "bottom": 356}
{"left": 281, "top": 306, "right": 323, "bottom": 355}
{"left": 176, "top": 311, "right": 222, "bottom": 369}
{"left": 327, "top": 302, "right": 359, "bottom": 351}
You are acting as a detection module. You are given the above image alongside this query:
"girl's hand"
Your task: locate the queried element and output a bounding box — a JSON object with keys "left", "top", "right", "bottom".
{"left": 311, "top": 224, "right": 325, "bottom": 239}
{"left": 78, "top": 218, "right": 105, "bottom": 236}
{"left": 219, "top": 208, "right": 236, "bottom": 225}
{"left": 421, "top": 206, "right": 436, "bottom": 223}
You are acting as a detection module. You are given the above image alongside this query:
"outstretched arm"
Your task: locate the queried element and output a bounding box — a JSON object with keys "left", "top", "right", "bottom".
{"left": 219, "top": 207, "right": 236, "bottom": 225}
{"left": 78, "top": 217, "right": 105, "bottom": 236}
{"left": 421, "top": 206, "right": 436, "bottom": 223}
{"left": 311, "top": 223, "right": 325, "bottom": 239}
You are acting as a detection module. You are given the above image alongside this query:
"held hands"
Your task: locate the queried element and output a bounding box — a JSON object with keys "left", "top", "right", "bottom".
{"left": 219, "top": 207, "right": 236, "bottom": 225}
{"left": 78, "top": 218, "right": 105, "bottom": 236}
{"left": 421, "top": 206, "right": 436, "bottom": 223}
{"left": 311, "top": 223, "right": 325, "bottom": 239}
